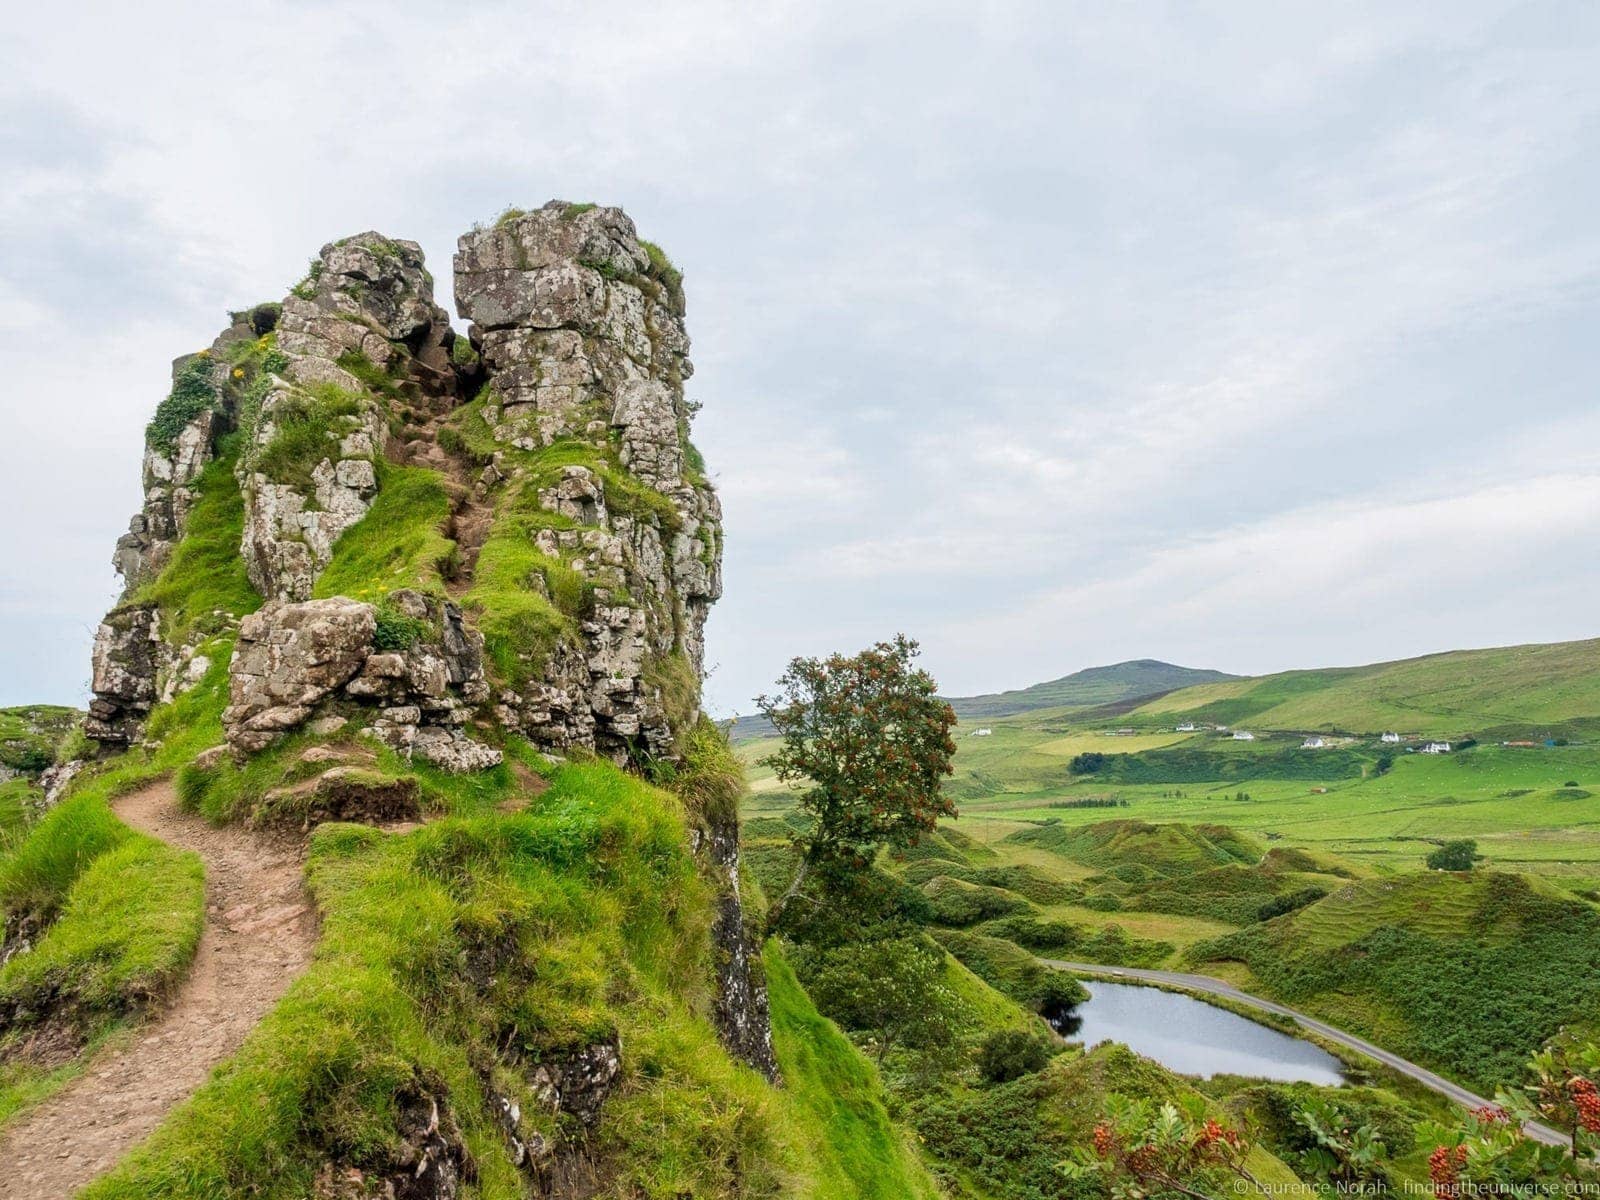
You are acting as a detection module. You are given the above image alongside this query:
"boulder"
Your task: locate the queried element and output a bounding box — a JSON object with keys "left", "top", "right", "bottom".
{"left": 223, "top": 598, "right": 376, "bottom": 753}
{"left": 86, "top": 603, "right": 166, "bottom": 747}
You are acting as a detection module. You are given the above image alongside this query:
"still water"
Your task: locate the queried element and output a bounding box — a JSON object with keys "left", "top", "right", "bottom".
{"left": 1063, "top": 981, "right": 1346, "bottom": 1085}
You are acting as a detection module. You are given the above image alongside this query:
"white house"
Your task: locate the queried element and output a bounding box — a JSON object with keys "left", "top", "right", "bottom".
{"left": 1216, "top": 725, "right": 1230, "bottom": 732}
{"left": 972, "top": 728, "right": 993, "bottom": 737}
{"left": 1176, "top": 722, "right": 1197, "bottom": 733}
{"left": 1302, "top": 736, "right": 1326, "bottom": 749}
{"left": 1421, "top": 741, "right": 1452, "bottom": 754}
{"left": 1381, "top": 732, "right": 1401, "bottom": 744}
{"left": 1232, "top": 731, "right": 1255, "bottom": 741}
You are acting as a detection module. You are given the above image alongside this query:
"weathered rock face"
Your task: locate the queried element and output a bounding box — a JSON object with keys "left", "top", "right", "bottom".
{"left": 699, "top": 818, "right": 780, "bottom": 1081}
{"left": 457, "top": 202, "right": 723, "bottom": 760}
{"left": 241, "top": 233, "right": 460, "bottom": 602}
{"left": 112, "top": 402, "right": 219, "bottom": 594}
{"left": 221, "top": 592, "right": 495, "bottom": 763}
{"left": 223, "top": 597, "right": 377, "bottom": 753}
{"left": 85, "top": 603, "right": 165, "bottom": 747}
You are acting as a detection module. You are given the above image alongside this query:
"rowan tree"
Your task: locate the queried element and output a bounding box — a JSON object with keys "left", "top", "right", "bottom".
{"left": 757, "top": 634, "right": 957, "bottom": 932}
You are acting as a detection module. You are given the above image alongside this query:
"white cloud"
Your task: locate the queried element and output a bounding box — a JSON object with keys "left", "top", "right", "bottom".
{"left": 1, "top": 1, "right": 1597, "bottom": 715}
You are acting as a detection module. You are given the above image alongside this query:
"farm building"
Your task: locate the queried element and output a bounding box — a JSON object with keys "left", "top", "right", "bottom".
{"left": 1176, "top": 722, "right": 1197, "bottom": 732}
{"left": 1381, "top": 731, "right": 1401, "bottom": 743}
{"left": 1232, "top": 731, "right": 1255, "bottom": 741}
{"left": 1421, "top": 742, "right": 1452, "bottom": 754}
{"left": 972, "top": 728, "right": 993, "bottom": 737}
{"left": 1302, "top": 736, "right": 1327, "bottom": 749}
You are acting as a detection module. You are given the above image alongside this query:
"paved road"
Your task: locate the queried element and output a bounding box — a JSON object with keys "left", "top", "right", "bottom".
{"left": 1041, "top": 959, "right": 1568, "bottom": 1148}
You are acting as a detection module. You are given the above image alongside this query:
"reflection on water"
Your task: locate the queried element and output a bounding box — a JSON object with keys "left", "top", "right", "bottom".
{"left": 1061, "top": 981, "right": 1346, "bottom": 1085}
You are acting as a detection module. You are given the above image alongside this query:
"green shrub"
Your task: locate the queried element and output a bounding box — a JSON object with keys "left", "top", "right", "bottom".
{"left": 977, "top": 1028, "right": 1056, "bottom": 1083}
{"left": 1426, "top": 839, "right": 1479, "bottom": 872}
{"left": 1257, "top": 886, "right": 1329, "bottom": 922}
{"left": 372, "top": 602, "right": 431, "bottom": 652}
{"left": 145, "top": 356, "right": 216, "bottom": 453}
{"left": 922, "top": 875, "right": 1030, "bottom": 927}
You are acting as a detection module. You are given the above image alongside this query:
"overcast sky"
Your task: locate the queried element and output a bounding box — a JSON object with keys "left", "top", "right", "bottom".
{"left": 3, "top": 1, "right": 1598, "bottom": 716}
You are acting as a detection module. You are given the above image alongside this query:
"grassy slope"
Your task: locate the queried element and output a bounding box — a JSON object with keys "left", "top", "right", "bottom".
{"left": 764, "top": 946, "right": 941, "bottom": 1200}
{"left": 1133, "top": 637, "right": 1600, "bottom": 737}
{"left": 1190, "top": 870, "right": 1600, "bottom": 1092}
{"left": 85, "top": 762, "right": 845, "bottom": 1198}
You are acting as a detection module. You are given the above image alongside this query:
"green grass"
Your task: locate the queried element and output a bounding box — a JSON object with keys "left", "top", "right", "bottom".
{"left": 251, "top": 387, "right": 365, "bottom": 491}
{"left": 464, "top": 510, "right": 583, "bottom": 688}
{"left": 765, "top": 945, "right": 942, "bottom": 1199}
{"left": 0, "top": 705, "right": 80, "bottom": 775}
{"left": 312, "top": 463, "right": 456, "bottom": 601}
{"left": 135, "top": 442, "right": 262, "bottom": 642}
{"left": 0, "top": 836, "right": 203, "bottom": 1015}
{"left": 78, "top": 761, "right": 855, "bottom": 1198}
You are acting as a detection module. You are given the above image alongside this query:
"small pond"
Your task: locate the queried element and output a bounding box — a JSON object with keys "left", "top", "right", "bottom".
{"left": 1056, "top": 981, "right": 1346, "bottom": 1085}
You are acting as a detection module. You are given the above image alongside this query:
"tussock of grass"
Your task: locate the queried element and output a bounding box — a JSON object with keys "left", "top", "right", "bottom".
{"left": 312, "top": 463, "right": 455, "bottom": 600}
{"left": 465, "top": 511, "right": 583, "bottom": 688}
{"left": 0, "top": 837, "right": 203, "bottom": 1014}
{"left": 253, "top": 388, "right": 364, "bottom": 490}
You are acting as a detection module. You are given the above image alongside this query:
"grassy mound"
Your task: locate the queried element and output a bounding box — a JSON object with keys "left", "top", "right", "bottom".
{"left": 1192, "top": 871, "right": 1600, "bottom": 1090}
{"left": 1007, "top": 819, "right": 1264, "bottom": 877}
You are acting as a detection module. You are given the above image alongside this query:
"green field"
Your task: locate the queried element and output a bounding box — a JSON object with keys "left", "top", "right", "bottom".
{"left": 739, "top": 635, "right": 1600, "bottom": 1094}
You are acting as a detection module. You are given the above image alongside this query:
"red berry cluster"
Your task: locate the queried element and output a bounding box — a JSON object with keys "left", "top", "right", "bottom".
{"left": 1570, "top": 1077, "right": 1600, "bottom": 1134}
{"left": 1091, "top": 1123, "right": 1116, "bottom": 1158}
{"left": 1429, "top": 1144, "right": 1467, "bottom": 1197}
{"left": 1197, "top": 1118, "right": 1242, "bottom": 1151}
{"left": 1470, "top": 1105, "right": 1509, "bottom": 1125}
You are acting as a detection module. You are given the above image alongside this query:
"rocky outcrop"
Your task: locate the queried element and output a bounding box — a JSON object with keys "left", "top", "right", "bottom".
{"left": 222, "top": 592, "right": 495, "bottom": 764}
{"left": 457, "top": 202, "right": 722, "bottom": 760}
{"left": 223, "top": 597, "right": 376, "bottom": 753}
{"left": 699, "top": 818, "right": 779, "bottom": 1081}
{"left": 314, "top": 1082, "right": 472, "bottom": 1200}
{"left": 240, "top": 234, "right": 460, "bottom": 602}
{"left": 486, "top": 1033, "right": 623, "bottom": 1193}
{"left": 85, "top": 603, "right": 166, "bottom": 747}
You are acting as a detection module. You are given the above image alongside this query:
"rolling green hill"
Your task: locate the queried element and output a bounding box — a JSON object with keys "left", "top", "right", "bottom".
{"left": 1130, "top": 638, "right": 1600, "bottom": 738}
{"left": 947, "top": 659, "right": 1239, "bottom": 719}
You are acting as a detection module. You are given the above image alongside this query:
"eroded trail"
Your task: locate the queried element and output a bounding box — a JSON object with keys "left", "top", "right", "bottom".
{"left": 2, "top": 781, "right": 316, "bottom": 1198}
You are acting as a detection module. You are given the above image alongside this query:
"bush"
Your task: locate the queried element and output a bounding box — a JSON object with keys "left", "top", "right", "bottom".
{"left": 145, "top": 356, "right": 216, "bottom": 453}
{"left": 1426, "top": 839, "right": 1479, "bottom": 872}
{"left": 372, "top": 601, "right": 432, "bottom": 652}
{"left": 1069, "top": 751, "right": 1107, "bottom": 775}
{"left": 976, "top": 1028, "right": 1055, "bottom": 1083}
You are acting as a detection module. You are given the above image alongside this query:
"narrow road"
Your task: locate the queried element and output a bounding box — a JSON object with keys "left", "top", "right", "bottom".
{"left": 1042, "top": 959, "right": 1569, "bottom": 1148}
{"left": 0, "top": 781, "right": 317, "bottom": 1198}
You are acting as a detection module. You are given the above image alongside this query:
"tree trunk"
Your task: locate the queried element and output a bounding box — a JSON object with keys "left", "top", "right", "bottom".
{"left": 764, "top": 854, "right": 812, "bottom": 936}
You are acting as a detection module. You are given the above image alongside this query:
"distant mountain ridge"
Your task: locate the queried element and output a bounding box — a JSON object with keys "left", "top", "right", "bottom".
{"left": 726, "top": 658, "right": 1238, "bottom": 740}
{"left": 945, "top": 659, "right": 1239, "bottom": 720}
